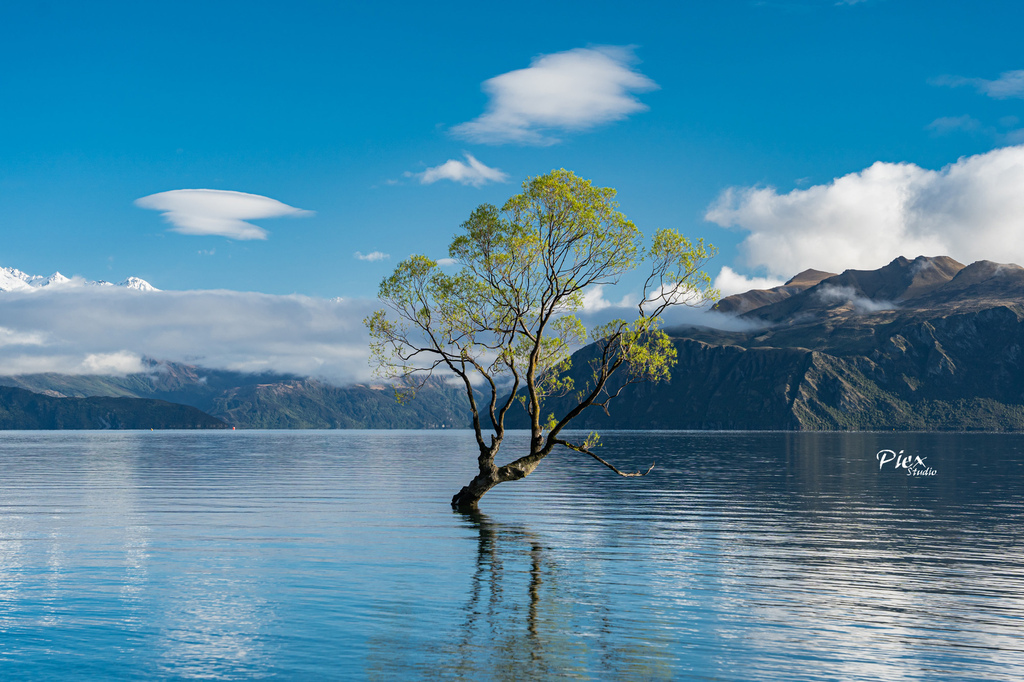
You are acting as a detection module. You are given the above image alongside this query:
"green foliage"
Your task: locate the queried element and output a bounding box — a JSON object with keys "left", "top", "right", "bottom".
{"left": 366, "top": 169, "right": 717, "bottom": 452}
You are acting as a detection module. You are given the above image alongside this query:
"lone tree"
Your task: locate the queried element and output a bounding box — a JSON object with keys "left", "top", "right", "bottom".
{"left": 366, "top": 170, "right": 717, "bottom": 510}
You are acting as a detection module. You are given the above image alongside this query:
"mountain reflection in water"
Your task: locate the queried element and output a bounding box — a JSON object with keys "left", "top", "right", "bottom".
{"left": 0, "top": 430, "right": 1021, "bottom": 680}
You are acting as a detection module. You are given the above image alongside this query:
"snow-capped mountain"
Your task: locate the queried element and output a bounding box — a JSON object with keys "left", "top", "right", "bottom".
{"left": 0, "top": 266, "right": 159, "bottom": 292}
{"left": 114, "top": 276, "right": 158, "bottom": 291}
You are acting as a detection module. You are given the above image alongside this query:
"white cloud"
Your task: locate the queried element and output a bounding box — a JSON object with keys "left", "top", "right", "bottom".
{"left": 547, "top": 281, "right": 752, "bottom": 332}
{"left": 705, "top": 144, "right": 1024, "bottom": 277}
{"left": 0, "top": 352, "right": 149, "bottom": 376}
{"left": 80, "top": 351, "right": 148, "bottom": 375}
{"left": 713, "top": 267, "right": 787, "bottom": 297}
{"left": 580, "top": 284, "right": 634, "bottom": 313}
{"left": 0, "top": 326, "right": 49, "bottom": 348}
{"left": 417, "top": 153, "right": 509, "bottom": 187}
{"left": 135, "top": 189, "right": 313, "bottom": 240}
{"left": 0, "top": 287, "right": 376, "bottom": 383}
{"left": 451, "top": 46, "right": 658, "bottom": 145}
{"left": 354, "top": 251, "right": 390, "bottom": 262}
{"left": 575, "top": 289, "right": 758, "bottom": 332}
{"left": 932, "top": 70, "right": 1024, "bottom": 99}
{"left": 435, "top": 258, "right": 458, "bottom": 267}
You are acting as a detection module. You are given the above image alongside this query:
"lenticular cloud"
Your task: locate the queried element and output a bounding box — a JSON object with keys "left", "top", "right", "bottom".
{"left": 136, "top": 189, "right": 313, "bottom": 240}
{"left": 452, "top": 46, "right": 658, "bottom": 145}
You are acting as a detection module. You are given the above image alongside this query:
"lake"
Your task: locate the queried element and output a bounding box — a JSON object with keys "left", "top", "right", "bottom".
{"left": 0, "top": 430, "right": 1021, "bottom": 680}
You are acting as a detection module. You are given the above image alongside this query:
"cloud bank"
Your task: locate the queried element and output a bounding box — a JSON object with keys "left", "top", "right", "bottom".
{"left": 452, "top": 46, "right": 658, "bottom": 145}
{"left": 705, "top": 144, "right": 1024, "bottom": 278}
{"left": 0, "top": 287, "right": 375, "bottom": 384}
{"left": 416, "top": 153, "right": 508, "bottom": 187}
{"left": 0, "top": 280, "right": 758, "bottom": 383}
{"left": 135, "top": 189, "right": 313, "bottom": 240}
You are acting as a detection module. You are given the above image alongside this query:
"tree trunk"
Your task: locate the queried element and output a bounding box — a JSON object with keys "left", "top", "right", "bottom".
{"left": 451, "top": 472, "right": 500, "bottom": 511}
{"left": 451, "top": 456, "right": 543, "bottom": 511}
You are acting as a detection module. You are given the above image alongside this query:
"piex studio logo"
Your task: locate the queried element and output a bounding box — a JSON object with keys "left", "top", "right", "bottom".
{"left": 876, "top": 449, "right": 938, "bottom": 477}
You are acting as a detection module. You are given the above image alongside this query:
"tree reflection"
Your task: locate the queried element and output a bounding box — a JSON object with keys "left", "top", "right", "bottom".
{"left": 458, "top": 510, "right": 546, "bottom": 654}
{"left": 448, "top": 510, "right": 563, "bottom": 679}
{"left": 440, "top": 510, "right": 672, "bottom": 681}
{"left": 363, "top": 509, "right": 674, "bottom": 680}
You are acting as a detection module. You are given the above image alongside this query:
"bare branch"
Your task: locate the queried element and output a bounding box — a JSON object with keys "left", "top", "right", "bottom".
{"left": 555, "top": 439, "right": 655, "bottom": 477}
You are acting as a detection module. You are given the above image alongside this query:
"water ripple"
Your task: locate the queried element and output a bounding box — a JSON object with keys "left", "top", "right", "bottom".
{"left": 0, "top": 430, "right": 1021, "bottom": 680}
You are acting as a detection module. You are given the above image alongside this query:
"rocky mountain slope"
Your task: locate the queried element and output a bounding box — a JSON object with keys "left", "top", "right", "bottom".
{"left": 511, "top": 255, "right": 1024, "bottom": 431}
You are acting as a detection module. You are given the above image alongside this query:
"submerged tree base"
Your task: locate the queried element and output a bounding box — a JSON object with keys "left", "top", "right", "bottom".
{"left": 451, "top": 487, "right": 481, "bottom": 511}
{"left": 451, "top": 468, "right": 526, "bottom": 510}
{"left": 451, "top": 472, "right": 497, "bottom": 511}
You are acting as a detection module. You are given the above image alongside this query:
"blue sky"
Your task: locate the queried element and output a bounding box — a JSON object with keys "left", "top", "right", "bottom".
{"left": 3, "top": 0, "right": 1023, "bottom": 301}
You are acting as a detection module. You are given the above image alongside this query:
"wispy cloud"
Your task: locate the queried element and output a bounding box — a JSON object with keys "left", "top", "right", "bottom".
{"left": 814, "top": 285, "right": 894, "bottom": 312}
{"left": 926, "top": 115, "right": 985, "bottom": 136}
{"left": 451, "top": 46, "right": 658, "bottom": 145}
{"left": 354, "top": 251, "right": 389, "bottom": 262}
{"left": 741, "top": 1, "right": 879, "bottom": 13}
{"left": 705, "top": 144, "right": 1024, "bottom": 277}
{"left": 926, "top": 114, "right": 1024, "bottom": 144}
{"left": 0, "top": 287, "right": 375, "bottom": 383}
{"left": 413, "top": 153, "right": 509, "bottom": 187}
{"left": 932, "top": 70, "right": 1024, "bottom": 99}
{"left": 135, "top": 189, "right": 313, "bottom": 240}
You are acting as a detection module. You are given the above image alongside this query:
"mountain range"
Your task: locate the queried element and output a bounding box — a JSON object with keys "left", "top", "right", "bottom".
{"left": 0, "top": 266, "right": 157, "bottom": 292}
{"left": 4, "top": 255, "right": 1024, "bottom": 431}
{"left": 514, "top": 255, "right": 1024, "bottom": 431}
{"left": 0, "top": 361, "right": 471, "bottom": 429}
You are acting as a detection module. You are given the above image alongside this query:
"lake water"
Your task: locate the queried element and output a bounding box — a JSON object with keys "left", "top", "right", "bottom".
{"left": 0, "top": 430, "right": 1021, "bottom": 680}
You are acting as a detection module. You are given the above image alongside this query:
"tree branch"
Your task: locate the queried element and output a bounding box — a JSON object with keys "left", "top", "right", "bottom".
{"left": 555, "top": 439, "right": 655, "bottom": 477}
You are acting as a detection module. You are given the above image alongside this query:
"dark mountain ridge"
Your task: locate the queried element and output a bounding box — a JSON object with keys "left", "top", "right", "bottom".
{"left": 0, "top": 385, "right": 228, "bottom": 430}
{"left": 510, "top": 255, "right": 1024, "bottom": 431}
